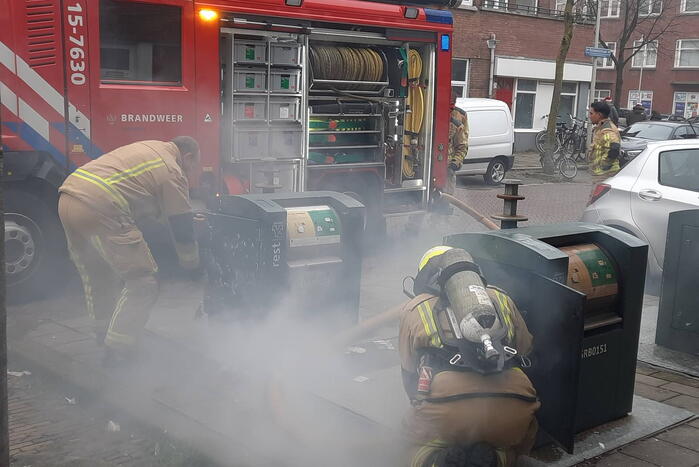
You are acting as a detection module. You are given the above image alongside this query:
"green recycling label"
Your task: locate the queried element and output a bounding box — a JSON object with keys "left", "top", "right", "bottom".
{"left": 578, "top": 248, "right": 616, "bottom": 287}
{"left": 280, "top": 75, "right": 290, "bottom": 89}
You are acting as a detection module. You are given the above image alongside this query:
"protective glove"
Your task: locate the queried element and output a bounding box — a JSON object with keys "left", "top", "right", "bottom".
{"left": 449, "top": 161, "right": 461, "bottom": 172}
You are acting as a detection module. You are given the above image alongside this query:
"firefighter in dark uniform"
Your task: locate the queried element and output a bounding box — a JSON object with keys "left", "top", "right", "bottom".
{"left": 58, "top": 137, "right": 202, "bottom": 360}
{"left": 399, "top": 246, "right": 540, "bottom": 467}
{"left": 447, "top": 93, "right": 469, "bottom": 194}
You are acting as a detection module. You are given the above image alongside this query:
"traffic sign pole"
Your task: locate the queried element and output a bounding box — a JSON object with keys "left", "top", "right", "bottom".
{"left": 587, "top": 0, "right": 603, "bottom": 150}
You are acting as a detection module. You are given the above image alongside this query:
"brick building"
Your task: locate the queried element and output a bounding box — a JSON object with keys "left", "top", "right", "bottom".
{"left": 450, "top": 1, "right": 595, "bottom": 150}
{"left": 595, "top": 0, "right": 699, "bottom": 119}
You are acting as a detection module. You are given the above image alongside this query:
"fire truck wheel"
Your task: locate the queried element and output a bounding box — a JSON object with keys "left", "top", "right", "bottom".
{"left": 5, "top": 187, "right": 70, "bottom": 304}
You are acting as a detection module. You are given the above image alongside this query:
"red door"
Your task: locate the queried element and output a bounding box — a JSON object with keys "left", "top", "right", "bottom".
{"left": 88, "top": 0, "right": 196, "bottom": 154}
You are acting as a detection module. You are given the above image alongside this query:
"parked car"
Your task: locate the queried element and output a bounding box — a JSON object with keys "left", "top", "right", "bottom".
{"left": 621, "top": 121, "right": 698, "bottom": 163}
{"left": 454, "top": 98, "right": 515, "bottom": 185}
{"left": 582, "top": 139, "right": 699, "bottom": 291}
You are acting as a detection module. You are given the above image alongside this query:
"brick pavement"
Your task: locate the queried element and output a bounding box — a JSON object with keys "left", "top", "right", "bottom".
{"left": 7, "top": 360, "right": 214, "bottom": 466}
{"left": 582, "top": 362, "right": 699, "bottom": 466}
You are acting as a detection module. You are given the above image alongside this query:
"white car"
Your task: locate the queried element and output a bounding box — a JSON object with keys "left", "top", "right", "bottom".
{"left": 582, "top": 140, "right": 699, "bottom": 287}
{"left": 454, "top": 98, "right": 515, "bottom": 185}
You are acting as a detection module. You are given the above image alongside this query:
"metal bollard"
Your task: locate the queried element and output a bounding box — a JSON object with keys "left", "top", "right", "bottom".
{"left": 491, "top": 179, "right": 528, "bottom": 229}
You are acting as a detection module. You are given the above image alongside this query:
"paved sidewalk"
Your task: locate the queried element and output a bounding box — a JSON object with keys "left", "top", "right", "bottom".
{"left": 582, "top": 362, "right": 699, "bottom": 466}
{"left": 7, "top": 359, "right": 213, "bottom": 467}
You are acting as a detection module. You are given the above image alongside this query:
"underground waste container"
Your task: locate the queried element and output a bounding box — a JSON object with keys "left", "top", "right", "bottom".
{"left": 202, "top": 191, "right": 365, "bottom": 323}
{"left": 445, "top": 222, "right": 648, "bottom": 453}
{"left": 656, "top": 209, "right": 699, "bottom": 355}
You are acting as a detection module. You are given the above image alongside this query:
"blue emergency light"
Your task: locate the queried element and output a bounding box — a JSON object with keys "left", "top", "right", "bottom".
{"left": 441, "top": 34, "right": 450, "bottom": 51}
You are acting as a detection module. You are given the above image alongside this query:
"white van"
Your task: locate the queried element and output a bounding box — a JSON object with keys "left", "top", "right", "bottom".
{"left": 454, "top": 98, "right": 515, "bottom": 185}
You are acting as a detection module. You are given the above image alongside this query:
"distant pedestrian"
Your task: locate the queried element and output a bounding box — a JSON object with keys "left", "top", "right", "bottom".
{"left": 650, "top": 110, "right": 662, "bottom": 121}
{"left": 588, "top": 101, "right": 622, "bottom": 178}
{"left": 603, "top": 96, "right": 620, "bottom": 126}
{"left": 626, "top": 105, "right": 647, "bottom": 126}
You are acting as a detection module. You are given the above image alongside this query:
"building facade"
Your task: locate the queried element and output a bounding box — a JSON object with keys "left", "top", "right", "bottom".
{"left": 595, "top": 0, "right": 699, "bottom": 118}
{"left": 451, "top": 0, "right": 595, "bottom": 150}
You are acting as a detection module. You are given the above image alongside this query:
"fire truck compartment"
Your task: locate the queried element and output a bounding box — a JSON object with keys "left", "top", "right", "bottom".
{"left": 220, "top": 22, "right": 437, "bottom": 219}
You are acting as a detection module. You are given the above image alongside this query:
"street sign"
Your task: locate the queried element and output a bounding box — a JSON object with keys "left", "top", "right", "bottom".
{"left": 585, "top": 47, "right": 612, "bottom": 58}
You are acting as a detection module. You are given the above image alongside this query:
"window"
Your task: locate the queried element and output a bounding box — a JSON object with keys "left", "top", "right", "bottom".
{"left": 628, "top": 90, "right": 653, "bottom": 113}
{"left": 559, "top": 82, "right": 578, "bottom": 124}
{"left": 681, "top": 0, "right": 699, "bottom": 12}
{"left": 673, "top": 126, "right": 696, "bottom": 139}
{"left": 99, "top": 0, "right": 182, "bottom": 85}
{"left": 555, "top": 0, "right": 566, "bottom": 10}
{"left": 659, "top": 149, "right": 699, "bottom": 192}
{"left": 457, "top": 0, "right": 474, "bottom": 6}
{"left": 600, "top": 0, "right": 620, "bottom": 17}
{"left": 639, "top": 0, "right": 662, "bottom": 15}
{"left": 451, "top": 59, "right": 469, "bottom": 98}
{"left": 598, "top": 42, "right": 616, "bottom": 68}
{"left": 673, "top": 92, "right": 699, "bottom": 118}
{"left": 594, "top": 89, "right": 612, "bottom": 101}
{"left": 632, "top": 40, "right": 658, "bottom": 68}
{"left": 514, "top": 79, "right": 537, "bottom": 129}
{"left": 675, "top": 40, "right": 699, "bottom": 68}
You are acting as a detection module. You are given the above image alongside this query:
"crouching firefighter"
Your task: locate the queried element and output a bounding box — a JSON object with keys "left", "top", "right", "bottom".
{"left": 399, "top": 246, "right": 540, "bottom": 467}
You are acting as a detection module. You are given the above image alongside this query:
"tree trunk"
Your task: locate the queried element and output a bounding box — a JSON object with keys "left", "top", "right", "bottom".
{"left": 614, "top": 50, "right": 625, "bottom": 106}
{"left": 542, "top": 0, "right": 576, "bottom": 175}
{"left": 0, "top": 144, "right": 8, "bottom": 466}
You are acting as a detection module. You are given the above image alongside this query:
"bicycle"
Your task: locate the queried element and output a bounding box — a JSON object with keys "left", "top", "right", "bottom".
{"left": 535, "top": 116, "right": 566, "bottom": 154}
{"left": 559, "top": 116, "right": 588, "bottom": 162}
{"left": 539, "top": 146, "right": 578, "bottom": 180}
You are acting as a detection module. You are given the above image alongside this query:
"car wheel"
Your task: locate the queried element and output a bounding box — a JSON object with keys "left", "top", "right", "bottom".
{"left": 484, "top": 159, "right": 507, "bottom": 185}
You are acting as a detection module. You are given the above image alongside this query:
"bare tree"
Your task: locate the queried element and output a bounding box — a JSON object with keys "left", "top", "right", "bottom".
{"left": 592, "top": 0, "right": 677, "bottom": 104}
{"left": 543, "top": 0, "right": 577, "bottom": 174}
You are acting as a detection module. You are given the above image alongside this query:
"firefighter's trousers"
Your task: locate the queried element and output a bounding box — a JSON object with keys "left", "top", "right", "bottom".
{"left": 58, "top": 194, "right": 159, "bottom": 352}
{"left": 406, "top": 369, "right": 540, "bottom": 467}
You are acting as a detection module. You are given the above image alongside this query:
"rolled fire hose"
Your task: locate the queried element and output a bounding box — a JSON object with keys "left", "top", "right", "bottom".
{"left": 402, "top": 49, "right": 425, "bottom": 179}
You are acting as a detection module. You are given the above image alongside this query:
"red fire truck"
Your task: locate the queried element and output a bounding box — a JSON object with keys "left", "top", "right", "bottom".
{"left": 1, "top": 0, "right": 454, "bottom": 300}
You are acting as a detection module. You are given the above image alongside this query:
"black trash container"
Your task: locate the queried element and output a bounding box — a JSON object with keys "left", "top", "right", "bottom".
{"left": 446, "top": 222, "right": 648, "bottom": 453}
{"left": 203, "top": 191, "right": 365, "bottom": 324}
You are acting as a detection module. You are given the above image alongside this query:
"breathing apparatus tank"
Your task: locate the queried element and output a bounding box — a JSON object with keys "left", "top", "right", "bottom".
{"left": 412, "top": 247, "right": 515, "bottom": 373}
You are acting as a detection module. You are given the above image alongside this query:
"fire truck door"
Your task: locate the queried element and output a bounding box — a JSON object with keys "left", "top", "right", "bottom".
{"left": 88, "top": 0, "right": 196, "bottom": 153}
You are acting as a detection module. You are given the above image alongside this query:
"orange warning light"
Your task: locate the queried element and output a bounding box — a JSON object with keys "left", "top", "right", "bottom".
{"left": 199, "top": 9, "right": 218, "bottom": 21}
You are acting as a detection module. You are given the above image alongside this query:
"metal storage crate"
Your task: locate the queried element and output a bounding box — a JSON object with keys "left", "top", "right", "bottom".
{"left": 269, "top": 129, "right": 303, "bottom": 158}
{"left": 269, "top": 97, "right": 301, "bottom": 122}
{"left": 250, "top": 160, "right": 300, "bottom": 193}
{"left": 233, "top": 97, "right": 267, "bottom": 122}
{"left": 232, "top": 129, "right": 268, "bottom": 160}
{"left": 234, "top": 41, "right": 266, "bottom": 64}
{"left": 271, "top": 43, "right": 301, "bottom": 66}
{"left": 233, "top": 67, "right": 267, "bottom": 93}
{"left": 270, "top": 69, "right": 301, "bottom": 93}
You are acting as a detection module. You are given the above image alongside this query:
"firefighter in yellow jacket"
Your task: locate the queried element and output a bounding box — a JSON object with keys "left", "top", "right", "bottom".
{"left": 399, "top": 246, "right": 540, "bottom": 467}
{"left": 588, "top": 101, "right": 622, "bottom": 177}
{"left": 58, "top": 137, "right": 201, "bottom": 360}
{"left": 447, "top": 93, "right": 469, "bottom": 194}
